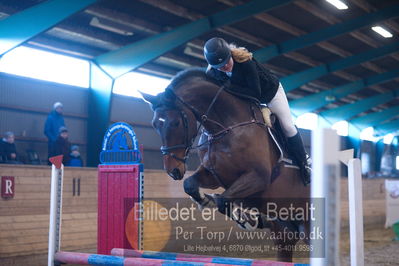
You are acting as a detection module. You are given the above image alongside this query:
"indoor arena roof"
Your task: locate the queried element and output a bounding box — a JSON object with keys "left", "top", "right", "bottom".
{"left": 0, "top": 0, "right": 398, "bottom": 135}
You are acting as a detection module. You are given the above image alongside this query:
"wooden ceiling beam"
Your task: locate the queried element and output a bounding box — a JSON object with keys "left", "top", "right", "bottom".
{"left": 46, "top": 27, "right": 122, "bottom": 50}
{"left": 217, "top": 0, "right": 387, "bottom": 95}
{"left": 85, "top": 6, "right": 162, "bottom": 35}
{"left": 137, "top": 0, "right": 374, "bottom": 96}
{"left": 295, "top": 1, "right": 399, "bottom": 69}
{"left": 220, "top": 0, "right": 353, "bottom": 59}
{"left": 136, "top": 0, "right": 269, "bottom": 47}
{"left": 293, "top": 1, "right": 396, "bottom": 93}
{"left": 249, "top": 10, "right": 389, "bottom": 96}
{"left": 138, "top": 0, "right": 202, "bottom": 20}
{"left": 350, "top": 0, "right": 399, "bottom": 70}
{"left": 85, "top": 6, "right": 207, "bottom": 72}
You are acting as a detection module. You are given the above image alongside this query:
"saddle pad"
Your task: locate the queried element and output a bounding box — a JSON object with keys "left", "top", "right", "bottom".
{"left": 261, "top": 107, "right": 273, "bottom": 128}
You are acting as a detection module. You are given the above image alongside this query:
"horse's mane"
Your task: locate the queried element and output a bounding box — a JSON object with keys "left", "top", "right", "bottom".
{"left": 168, "top": 68, "right": 258, "bottom": 104}
{"left": 167, "top": 67, "right": 218, "bottom": 91}
{"left": 150, "top": 68, "right": 218, "bottom": 111}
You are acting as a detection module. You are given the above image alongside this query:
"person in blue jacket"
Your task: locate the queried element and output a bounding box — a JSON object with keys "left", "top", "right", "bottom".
{"left": 44, "top": 102, "right": 65, "bottom": 162}
{"left": 69, "top": 145, "right": 83, "bottom": 167}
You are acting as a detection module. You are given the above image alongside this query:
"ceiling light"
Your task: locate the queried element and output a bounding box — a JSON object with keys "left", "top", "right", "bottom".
{"left": 325, "top": 0, "right": 348, "bottom": 10}
{"left": 90, "top": 17, "right": 133, "bottom": 36}
{"left": 325, "top": 95, "right": 336, "bottom": 102}
{"left": 372, "top": 26, "right": 393, "bottom": 38}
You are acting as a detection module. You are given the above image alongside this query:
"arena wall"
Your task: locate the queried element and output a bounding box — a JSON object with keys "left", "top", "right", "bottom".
{"left": 0, "top": 72, "right": 340, "bottom": 172}
{"left": 0, "top": 164, "right": 388, "bottom": 265}
{"left": 0, "top": 73, "right": 201, "bottom": 170}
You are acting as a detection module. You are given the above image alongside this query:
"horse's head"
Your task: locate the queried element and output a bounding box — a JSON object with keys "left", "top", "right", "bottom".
{"left": 141, "top": 90, "right": 198, "bottom": 180}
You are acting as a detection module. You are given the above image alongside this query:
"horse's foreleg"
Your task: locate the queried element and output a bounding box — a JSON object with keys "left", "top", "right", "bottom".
{"left": 183, "top": 165, "right": 220, "bottom": 208}
{"left": 183, "top": 174, "right": 202, "bottom": 203}
{"left": 214, "top": 170, "right": 269, "bottom": 230}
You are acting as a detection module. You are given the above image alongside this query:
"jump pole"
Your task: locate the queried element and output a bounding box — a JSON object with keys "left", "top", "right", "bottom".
{"left": 310, "top": 128, "right": 340, "bottom": 266}
{"left": 310, "top": 128, "right": 365, "bottom": 266}
{"left": 48, "top": 122, "right": 145, "bottom": 266}
{"left": 346, "top": 158, "right": 365, "bottom": 266}
{"left": 337, "top": 148, "right": 365, "bottom": 265}
{"left": 48, "top": 156, "right": 64, "bottom": 266}
{"left": 54, "top": 251, "right": 245, "bottom": 266}
{"left": 47, "top": 159, "right": 233, "bottom": 266}
{"left": 110, "top": 248, "right": 301, "bottom": 266}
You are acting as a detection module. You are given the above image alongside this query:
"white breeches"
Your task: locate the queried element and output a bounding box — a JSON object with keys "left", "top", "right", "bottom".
{"left": 267, "top": 83, "right": 297, "bottom": 137}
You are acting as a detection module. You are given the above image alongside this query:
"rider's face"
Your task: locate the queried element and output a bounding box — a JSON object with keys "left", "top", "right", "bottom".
{"left": 218, "top": 57, "right": 234, "bottom": 73}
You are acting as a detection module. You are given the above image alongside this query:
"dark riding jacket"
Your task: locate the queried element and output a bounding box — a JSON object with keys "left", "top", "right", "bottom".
{"left": 206, "top": 58, "right": 279, "bottom": 104}
{"left": 0, "top": 139, "right": 17, "bottom": 161}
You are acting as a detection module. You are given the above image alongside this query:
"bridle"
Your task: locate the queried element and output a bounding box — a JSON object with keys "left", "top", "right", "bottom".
{"left": 158, "top": 85, "right": 226, "bottom": 163}
{"left": 159, "top": 108, "right": 192, "bottom": 163}
{"left": 158, "top": 84, "right": 264, "bottom": 164}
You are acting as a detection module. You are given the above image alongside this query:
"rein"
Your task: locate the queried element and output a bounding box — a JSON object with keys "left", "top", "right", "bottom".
{"left": 159, "top": 84, "right": 264, "bottom": 164}
{"left": 159, "top": 110, "right": 190, "bottom": 163}
{"left": 159, "top": 85, "right": 226, "bottom": 163}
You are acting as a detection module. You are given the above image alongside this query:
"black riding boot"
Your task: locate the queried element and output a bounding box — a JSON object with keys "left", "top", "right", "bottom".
{"left": 287, "top": 132, "right": 311, "bottom": 185}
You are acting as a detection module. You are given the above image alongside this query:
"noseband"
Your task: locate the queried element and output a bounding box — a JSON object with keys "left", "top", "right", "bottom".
{"left": 159, "top": 109, "right": 191, "bottom": 163}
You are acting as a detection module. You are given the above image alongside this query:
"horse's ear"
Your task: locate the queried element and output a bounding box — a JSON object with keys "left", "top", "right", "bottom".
{"left": 163, "top": 88, "right": 176, "bottom": 103}
{"left": 139, "top": 91, "right": 158, "bottom": 106}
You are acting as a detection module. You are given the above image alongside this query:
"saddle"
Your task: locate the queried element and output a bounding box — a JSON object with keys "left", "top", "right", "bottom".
{"left": 198, "top": 84, "right": 301, "bottom": 179}
{"left": 260, "top": 107, "right": 300, "bottom": 178}
{"left": 197, "top": 106, "right": 300, "bottom": 177}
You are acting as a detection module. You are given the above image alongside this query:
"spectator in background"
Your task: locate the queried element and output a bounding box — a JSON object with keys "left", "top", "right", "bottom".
{"left": 69, "top": 145, "right": 83, "bottom": 167}
{"left": 44, "top": 102, "right": 65, "bottom": 161}
{"left": 0, "top": 131, "right": 21, "bottom": 164}
{"left": 54, "top": 126, "right": 71, "bottom": 166}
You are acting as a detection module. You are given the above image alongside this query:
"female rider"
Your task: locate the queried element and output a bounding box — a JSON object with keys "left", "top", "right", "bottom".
{"left": 203, "top": 37, "right": 311, "bottom": 184}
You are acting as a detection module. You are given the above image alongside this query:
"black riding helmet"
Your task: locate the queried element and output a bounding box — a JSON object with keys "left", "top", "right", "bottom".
{"left": 203, "top": 37, "right": 231, "bottom": 69}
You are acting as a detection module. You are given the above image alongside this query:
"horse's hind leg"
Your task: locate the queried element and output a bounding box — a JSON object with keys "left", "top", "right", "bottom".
{"left": 183, "top": 165, "right": 220, "bottom": 207}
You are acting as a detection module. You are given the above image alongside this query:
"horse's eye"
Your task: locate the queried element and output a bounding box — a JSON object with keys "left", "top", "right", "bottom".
{"left": 170, "top": 119, "right": 180, "bottom": 127}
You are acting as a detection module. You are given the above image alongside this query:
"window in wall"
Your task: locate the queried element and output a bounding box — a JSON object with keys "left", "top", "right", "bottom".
{"left": 383, "top": 133, "right": 394, "bottom": 145}
{"left": 0, "top": 46, "right": 89, "bottom": 88}
{"left": 295, "top": 113, "right": 318, "bottom": 131}
{"left": 113, "top": 71, "right": 170, "bottom": 98}
{"left": 332, "top": 120, "right": 348, "bottom": 136}
{"left": 359, "top": 127, "right": 379, "bottom": 142}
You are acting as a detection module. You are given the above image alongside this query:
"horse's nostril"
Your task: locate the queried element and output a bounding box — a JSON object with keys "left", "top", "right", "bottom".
{"left": 169, "top": 168, "right": 183, "bottom": 180}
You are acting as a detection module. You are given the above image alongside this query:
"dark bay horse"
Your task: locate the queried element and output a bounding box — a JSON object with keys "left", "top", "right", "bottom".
{"left": 141, "top": 68, "right": 310, "bottom": 262}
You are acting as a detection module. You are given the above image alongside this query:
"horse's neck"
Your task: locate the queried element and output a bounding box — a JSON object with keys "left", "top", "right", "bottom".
{"left": 179, "top": 82, "right": 280, "bottom": 163}
{"left": 205, "top": 93, "right": 281, "bottom": 164}
{"left": 193, "top": 90, "right": 252, "bottom": 133}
